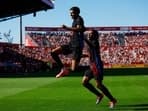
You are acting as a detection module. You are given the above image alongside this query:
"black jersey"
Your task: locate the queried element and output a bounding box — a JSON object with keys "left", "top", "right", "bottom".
{"left": 70, "top": 16, "right": 85, "bottom": 48}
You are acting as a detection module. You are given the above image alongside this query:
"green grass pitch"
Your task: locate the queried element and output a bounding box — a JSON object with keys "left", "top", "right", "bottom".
{"left": 0, "top": 74, "right": 148, "bottom": 111}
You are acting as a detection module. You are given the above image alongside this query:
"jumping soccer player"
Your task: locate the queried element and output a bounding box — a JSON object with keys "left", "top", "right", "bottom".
{"left": 51, "top": 6, "right": 85, "bottom": 78}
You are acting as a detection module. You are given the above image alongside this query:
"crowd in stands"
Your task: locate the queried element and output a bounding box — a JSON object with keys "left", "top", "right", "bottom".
{"left": 27, "top": 31, "right": 148, "bottom": 67}
{"left": 99, "top": 32, "right": 148, "bottom": 67}
{"left": 0, "top": 45, "right": 50, "bottom": 73}
{"left": 0, "top": 31, "right": 148, "bottom": 73}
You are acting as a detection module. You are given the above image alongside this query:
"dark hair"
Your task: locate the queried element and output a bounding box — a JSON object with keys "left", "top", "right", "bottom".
{"left": 92, "top": 30, "right": 99, "bottom": 40}
{"left": 70, "top": 6, "right": 80, "bottom": 14}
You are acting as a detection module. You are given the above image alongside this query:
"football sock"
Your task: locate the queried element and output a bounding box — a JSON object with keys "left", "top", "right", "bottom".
{"left": 83, "top": 82, "right": 101, "bottom": 96}
{"left": 51, "top": 52, "right": 64, "bottom": 68}
{"left": 99, "top": 85, "right": 114, "bottom": 101}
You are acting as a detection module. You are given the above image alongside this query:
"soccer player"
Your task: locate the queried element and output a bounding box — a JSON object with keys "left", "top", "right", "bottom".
{"left": 82, "top": 30, "right": 117, "bottom": 109}
{"left": 50, "top": 6, "right": 85, "bottom": 78}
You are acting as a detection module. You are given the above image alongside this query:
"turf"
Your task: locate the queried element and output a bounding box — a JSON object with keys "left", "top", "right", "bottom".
{"left": 0, "top": 75, "right": 148, "bottom": 111}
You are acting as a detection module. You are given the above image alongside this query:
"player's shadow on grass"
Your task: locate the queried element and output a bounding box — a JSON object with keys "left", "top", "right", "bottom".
{"left": 115, "top": 103, "right": 148, "bottom": 110}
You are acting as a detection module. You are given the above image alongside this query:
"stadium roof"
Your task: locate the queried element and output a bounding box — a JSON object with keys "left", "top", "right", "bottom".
{"left": 0, "top": 0, "right": 54, "bottom": 22}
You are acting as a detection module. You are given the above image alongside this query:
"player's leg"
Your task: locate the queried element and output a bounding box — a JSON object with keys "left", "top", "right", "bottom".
{"left": 82, "top": 70, "right": 103, "bottom": 104}
{"left": 71, "top": 59, "right": 76, "bottom": 71}
{"left": 94, "top": 70, "right": 117, "bottom": 108}
{"left": 71, "top": 59, "right": 80, "bottom": 71}
{"left": 96, "top": 80, "right": 117, "bottom": 108}
{"left": 54, "top": 45, "right": 71, "bottom": 78}
{"left": 51, "top": 46, "right": 64, "bottom": 68}
{"left": 71, "top": 47, "right": 82, "bottom": 71}
{"left": 93, "top": 61, "right": 117, "bottom": 108}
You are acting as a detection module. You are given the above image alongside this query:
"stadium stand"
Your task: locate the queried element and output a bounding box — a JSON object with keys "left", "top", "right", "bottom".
{"left": 0, "top": 26, "right": 148, "bottom": 73}
{"left": 25, "top": 26, "right": 148, "bottom": 69}
{"left": 0, "top": 0, "right": 54, "bottom": 74}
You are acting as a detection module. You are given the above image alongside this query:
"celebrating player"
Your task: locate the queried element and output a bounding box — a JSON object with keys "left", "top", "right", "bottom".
{"left": 82, "top": 30, "right": 117, "bottom": 109}
{"left": 50, "top": 6, "right": 85, "bottom": 78}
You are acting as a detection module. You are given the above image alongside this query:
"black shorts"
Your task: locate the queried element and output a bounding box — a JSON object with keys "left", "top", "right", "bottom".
{"left": 61, "top": 44, "right": 83, "bottom": 62}
{"left": 84, "top": 68, "right": 103, "bottom": 81}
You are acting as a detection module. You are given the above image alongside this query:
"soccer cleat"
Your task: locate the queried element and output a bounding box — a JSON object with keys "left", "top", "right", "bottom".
{"left": 109, "top": 99, "right": 117, "bottom": 109}
{"left": 56, "top": 68, "right": 69, "bottom": 78}
{"left": 96, "top": 94, "right": 104, "bottom": 104}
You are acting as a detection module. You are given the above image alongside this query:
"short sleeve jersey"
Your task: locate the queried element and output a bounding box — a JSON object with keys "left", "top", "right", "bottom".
{"left": 70, "top": 16, "right": 85, "bottom": 48}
